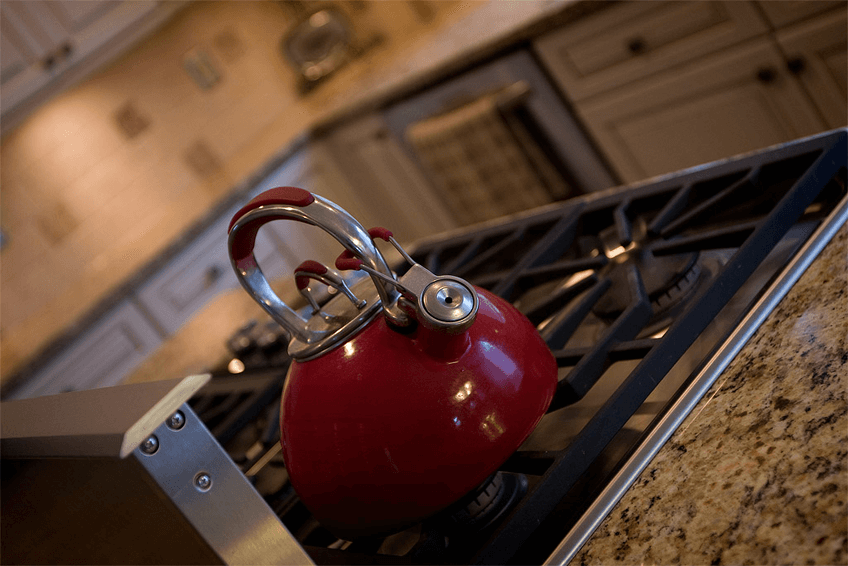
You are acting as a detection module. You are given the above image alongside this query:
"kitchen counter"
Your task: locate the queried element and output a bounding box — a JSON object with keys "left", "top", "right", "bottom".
{"left": 571, "top": 224, "right": 847, "bottom": 565}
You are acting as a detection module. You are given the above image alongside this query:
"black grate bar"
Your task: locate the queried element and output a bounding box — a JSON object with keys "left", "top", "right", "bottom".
{"left": 518, "top": 256, "right": 608, "bottom": 283}
{"left": 469, "top": 269, "right": 510, "bottom": 289}
{"left": 453, "top": 228, "right": 527, "bottom": 278}
{"left": 613, "top": 198, "right": 632, "bottom": 246}
{"left": 549, "top": 264, "right": 651, "bottom": 411}
{"left": 647, "top": 183, "right": 691, "bottom": 235}
{"left": 471, "top": 133, "right": 846, "bottom": 565}
{"left": 440, "top": 237, "right": 484, "bottom": 276}
{"left": 554, "top": 338, "right": 661, "bottom": 366}
{"left": 650, "top": 219, "right": 761, "bottom": 256}
{"left": 424, "top": 250, "right": 440, "bottom": 273}
{"left": 500, "top": 450, "right": 558, "bottom": 476}
{"left": 660, "top": 167, "right": 759, "bottom": 237}
{"left": 491, "top": 205, "right": 584, "bottom": 299}
{"left": 540, "top": 278, "right": 611, "bottom": 349}
{"left": 521, "top": 273, "right": 599, "bottom": 326}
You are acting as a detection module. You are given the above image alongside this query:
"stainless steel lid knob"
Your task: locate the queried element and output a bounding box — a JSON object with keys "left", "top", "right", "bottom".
{"left": 421, "top": 278, "right": 477, "bottom": 328}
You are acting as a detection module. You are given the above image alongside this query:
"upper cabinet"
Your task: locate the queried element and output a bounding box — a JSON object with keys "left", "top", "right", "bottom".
{"left": 534, "top": 1, "right": 848, "bottom": 183}
{"left": 775, "top": 8, "right": 848, "bottom": 129}
{"left": 534, "top": 2, "right": 768, "bottom": 103}
{"left": 0, "top": 0, "right": 184, "bottom": 135}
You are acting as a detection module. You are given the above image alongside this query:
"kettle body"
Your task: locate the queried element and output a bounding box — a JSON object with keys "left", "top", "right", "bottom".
{"left": 281, "top": 288, "right": 556, "bottom": 538}
{"left": 228, "top": 187, "right": 557, "bottom": 538}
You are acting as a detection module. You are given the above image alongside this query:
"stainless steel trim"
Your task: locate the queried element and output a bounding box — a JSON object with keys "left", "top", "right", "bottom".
{"left": 0, "top": 374, "right": 210, "bottom": 458}
{"left": 545, "top": 193, "right": 848, "bottom": 565}
{"left": 135, "top": 402, "right": 314, "bottom": 565}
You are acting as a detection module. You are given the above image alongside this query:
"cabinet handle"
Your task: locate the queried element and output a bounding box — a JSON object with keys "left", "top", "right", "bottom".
{"left": 204, "top": 265, "right": 223, "bottom": 288}
{"left": 627, "top": 37, "right": 646, "bottom": 55}
{"left": 41, "top": 42, "right": 74, "bottom": 71}
{"left": 755, "top": 67, "right": 778, "bottom": 84}
{"left": 786, "top": 57, "right": 806, "bottom": 75}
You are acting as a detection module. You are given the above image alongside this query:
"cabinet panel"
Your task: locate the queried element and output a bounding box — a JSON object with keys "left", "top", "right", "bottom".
{"left": 324, "top": 115, "right": 457, "bottom": 245}
{"left": 1, "top": 1, "right": 181, "bottom": 136}
{"left": 9, "top": 301, "right": 162, "bottom": 399}
{"left": 136, "top": 212, "right": 289, "bottom": 336}
{"left": 578, "top": 39, "right": 827, "bottom": 183}
{"left": 776, "top": 7, "right": 848, "bottom": 128}
{"left": 535, "top": 1, "right": 767, "bottom": 101}
{"left": 757, "top": 1, "right": 843, "bottom": 28}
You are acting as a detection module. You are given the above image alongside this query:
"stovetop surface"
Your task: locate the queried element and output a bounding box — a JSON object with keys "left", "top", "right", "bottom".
{"left": 191, "top": 130, "right": 846, "bottom": 564}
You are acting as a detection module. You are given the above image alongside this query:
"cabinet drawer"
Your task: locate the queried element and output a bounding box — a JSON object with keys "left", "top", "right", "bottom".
{"left": 137, "top": 217, "right": 291, "bottom": 335}
{"left": 775, "top": 7, "right": 848, "bottom": 128}
{"left": 535, "top": 1, "right": 767, "bottom": 101}
{"left": 577, "top": 39, "right": 826, "bottom": 183}
{"left": 9, "top": 301, "right": 162, "bottom": 399}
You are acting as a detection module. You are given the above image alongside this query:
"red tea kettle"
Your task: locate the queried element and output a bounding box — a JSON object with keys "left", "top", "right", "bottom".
{"left": 228, "top": 187, "right": 557, "bottom": 538}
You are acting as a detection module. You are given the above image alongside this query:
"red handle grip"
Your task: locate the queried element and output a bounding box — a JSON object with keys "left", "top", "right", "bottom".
{"left": 228, "top": 187, "right": 315, "bottom": 262}
{"left": 335, "top": 227, "right": 394, "bottom": 271}
{"left": 294, "top": 260, "right": 329, "bottom": 290}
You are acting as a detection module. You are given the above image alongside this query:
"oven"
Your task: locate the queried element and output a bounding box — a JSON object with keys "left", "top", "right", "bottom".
{"left": 2, "top": 128, "right": 845, "bottom": 565}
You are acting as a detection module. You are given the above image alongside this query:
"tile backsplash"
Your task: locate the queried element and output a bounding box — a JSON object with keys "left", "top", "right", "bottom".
{"left": 0, "top": 0, "right": 476, "bottom": 381}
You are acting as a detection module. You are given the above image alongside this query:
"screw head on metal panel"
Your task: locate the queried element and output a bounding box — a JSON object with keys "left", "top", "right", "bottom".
{"left": 167, "top": 411, "right": 186, "bottom": 431}
{"left": 194, "top": 472, "right": 212, "bottom": 492}
{"left": 140, "top": 435, "right": 159, "bottom": 455}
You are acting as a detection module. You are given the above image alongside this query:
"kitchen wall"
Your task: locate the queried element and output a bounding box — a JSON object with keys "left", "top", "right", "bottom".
{"left": 0, "top": 0, "right": 479, "bottom": 380}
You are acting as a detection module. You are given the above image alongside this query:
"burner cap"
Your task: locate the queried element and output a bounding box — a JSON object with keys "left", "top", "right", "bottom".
{"left": 592, "top": 248, "right": 701, "bottom": 320}
{"left": 442, "top": 472, "right": 528, "bottom": 535}
{"left": 590, "top": 218, "right": 703, "bottom": 322}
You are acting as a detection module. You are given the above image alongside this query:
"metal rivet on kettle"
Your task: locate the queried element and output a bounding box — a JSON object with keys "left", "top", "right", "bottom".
{"left": 194, "top": 472, "right": 212, "bottom": 492}
{"left": 166, "top": 410, "right": 186, "bottom": 431}
{"left": 140, "top": 435, "right": 159, "bottom": 455}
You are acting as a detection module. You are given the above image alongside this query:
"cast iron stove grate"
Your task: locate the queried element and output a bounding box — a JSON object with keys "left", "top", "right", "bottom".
{"left": 195, "top": 131, "right": 846, "bottom": 565}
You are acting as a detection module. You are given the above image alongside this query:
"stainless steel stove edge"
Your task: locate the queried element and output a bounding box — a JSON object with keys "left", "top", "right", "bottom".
{"left": 544, "top": 192, "right": 848, "bottom": 566}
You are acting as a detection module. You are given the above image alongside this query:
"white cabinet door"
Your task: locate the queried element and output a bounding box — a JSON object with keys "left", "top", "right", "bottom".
{"left": 776, "top": 7, "right": 848, "bottom": 129}
{"left": 534, "top": 1, "right": 767, "bottom": 102}
{"left": 1, "top": 1, "right": 183, "bottom": 134}
{"left": 323, "top": 115, "right": 457, "bottom": 246}
{"left": 136, "top": 208, "right": 290, "bottom": 336}
{"left": 577, "top": 39, "right": 828, "bottom": 183}
{"left": 8, "top": 301, "right": 163, "bottom": 399}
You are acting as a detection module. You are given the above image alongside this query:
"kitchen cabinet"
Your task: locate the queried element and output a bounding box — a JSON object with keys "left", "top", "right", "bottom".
{"left": 322, "top": 115, "right": 458, "bottom": 245}
{"left": 135, "top": 207, "right": 291, "bottom": 336}
{"left": 0, "top": 0, "right": 184, "bottom": 135}
{"left": 775, "top": 7, "right": 848, "bottom": 129}
{"left": 534, "top": 1, "right": 847, "bottom": 183}
{"left": 574, "top": 39, "right": 827, "bottom": 183}
{"left": 533, "top": 1, "right": 768, "bottom": 103}
{"left": 6, "top": 300, "right": 163, "bottom": 399}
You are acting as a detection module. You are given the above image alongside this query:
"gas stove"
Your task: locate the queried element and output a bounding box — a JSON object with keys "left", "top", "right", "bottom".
{"left": 185, "top": 128, "right": 847, "bottom": 564}
{"left": 2, "top": 129, "right": 846, "bottom": 565}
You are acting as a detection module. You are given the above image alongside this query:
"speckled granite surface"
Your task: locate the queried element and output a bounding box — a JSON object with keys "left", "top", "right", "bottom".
{"left": 573, "top": 224, "right": 848, "bottom": 565}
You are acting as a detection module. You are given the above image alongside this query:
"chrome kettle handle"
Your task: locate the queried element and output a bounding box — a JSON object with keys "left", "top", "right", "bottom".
{"left": 228, "top": 187, "right": 408, "bottom": 346}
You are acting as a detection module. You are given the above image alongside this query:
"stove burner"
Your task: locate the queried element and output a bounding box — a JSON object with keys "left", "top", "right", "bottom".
{"left": 592, "top": 248, "right": 700, "bottom": 320}
{"left": 443, "top": 472, "right": 528, "bottom": 535}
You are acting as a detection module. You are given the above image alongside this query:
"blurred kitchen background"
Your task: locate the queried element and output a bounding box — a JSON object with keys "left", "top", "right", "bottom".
{"left": 1, "top": 0, "right": 846, "bottom": 398}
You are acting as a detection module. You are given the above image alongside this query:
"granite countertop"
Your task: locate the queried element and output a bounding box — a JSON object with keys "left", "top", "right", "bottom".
{"left": 573, "top": 224, "right": 847, "bottom": 565}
